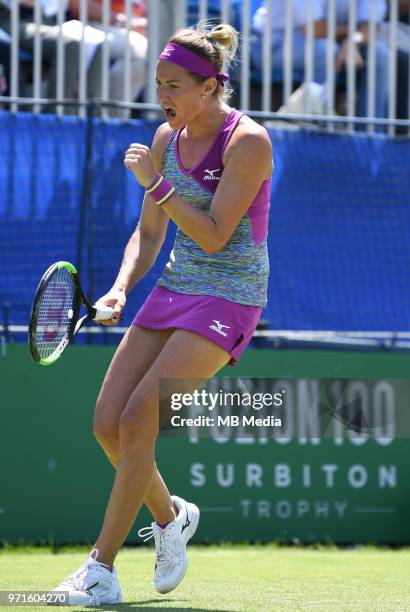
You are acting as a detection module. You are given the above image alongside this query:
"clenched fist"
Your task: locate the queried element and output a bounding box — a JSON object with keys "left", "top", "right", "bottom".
{"left": 124, "top": 143, "right": 157, "bottom": 188}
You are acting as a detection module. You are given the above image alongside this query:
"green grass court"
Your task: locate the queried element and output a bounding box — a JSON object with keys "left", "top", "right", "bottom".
{"left": 0, "top": 545, "right": 409, "bottom": 611}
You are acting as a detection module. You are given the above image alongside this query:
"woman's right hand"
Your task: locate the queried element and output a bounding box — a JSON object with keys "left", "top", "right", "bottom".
{"left": 94, "top": 287, "right": 127, "bottom": 325}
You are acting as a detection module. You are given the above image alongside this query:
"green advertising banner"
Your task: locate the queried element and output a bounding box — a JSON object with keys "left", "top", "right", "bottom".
{"left": 1, "top": 344, "right": 409, "bottom": 544}
{"left": 157, "top": 375, "right": 410, "bottom": 543}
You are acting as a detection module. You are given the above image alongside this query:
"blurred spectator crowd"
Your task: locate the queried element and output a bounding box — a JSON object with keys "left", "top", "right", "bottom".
{"left": 250, "top": 0, "right": 410, "bottom": 128}
{"left": 0, "top": 0, "right": 147, "bottom": 116}
{"left": 0, "top": 0, "right": 409, "bottom": 128}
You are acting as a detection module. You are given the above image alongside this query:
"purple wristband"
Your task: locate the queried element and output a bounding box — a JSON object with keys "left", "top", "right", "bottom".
{"left": 146, "top": 173, "right": 161, "bottom": 191}
{"left": 146, "top": 173, "right": 175, "bottom": 206}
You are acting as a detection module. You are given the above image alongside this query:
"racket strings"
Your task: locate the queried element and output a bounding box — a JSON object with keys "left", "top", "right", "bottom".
{"left": 34, "top": 268, "right": 75, "bottom": 358}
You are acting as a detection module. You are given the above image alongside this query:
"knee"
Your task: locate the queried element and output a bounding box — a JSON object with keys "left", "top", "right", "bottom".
{"left": 93, "top": 400, "right": 119, "bottom": 450}
{"left": 118, "top": 401, "right": 157, "bottom": 452}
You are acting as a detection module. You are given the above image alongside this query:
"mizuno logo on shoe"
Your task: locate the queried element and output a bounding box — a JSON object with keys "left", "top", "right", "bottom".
{"left": 86, "top": 581, "right": 99, "bottom": 592}
{"left": 203, "top": 168, "right": 221, "bottom": 181}
{"left": 181, "top": 514, "right": 191, "bottom": 534}
{"left": 209, "top": 320, "right": 230, "bottom": 337}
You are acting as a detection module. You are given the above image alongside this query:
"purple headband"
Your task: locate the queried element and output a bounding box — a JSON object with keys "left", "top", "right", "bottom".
{"left": 158, "top": 42, "right": 229, "bottom": 85}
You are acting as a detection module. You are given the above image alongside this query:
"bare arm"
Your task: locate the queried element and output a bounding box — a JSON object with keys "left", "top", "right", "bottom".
{"left": 161, "top": 131, "right": 272, "bottom": 254}
{"left": 124, "top": 123, "right": 272, "bottom": 255}
{"left": 112, "top": 205, "right": 168, "bottom": 295}
{"left": 311, "top": 16, "right": 370, "bottom": 72}
{"left": 97, "top": 124, "right": 170, "bottom": 323}
{"left": 305, "top": 19, "right": 348, "bottom": 40}
{"left": 311, "top": 18, "right": 370, "bottom": 44}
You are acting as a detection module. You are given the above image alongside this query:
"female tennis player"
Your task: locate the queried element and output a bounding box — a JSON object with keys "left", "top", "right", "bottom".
{"left": 53, "top": 22, "right": 273, "bottom": 605}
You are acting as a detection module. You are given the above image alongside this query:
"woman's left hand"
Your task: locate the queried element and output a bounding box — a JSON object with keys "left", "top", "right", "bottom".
{"left": 124, "top": 143, "right": 157, "bottom": 188}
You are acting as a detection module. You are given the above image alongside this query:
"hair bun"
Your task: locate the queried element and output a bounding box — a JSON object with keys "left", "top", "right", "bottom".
{"left": 207, "top": 24, "right": 238, "bottom": 62}
{"left": 168, "top": 22, "right": 239, "bottom": 102}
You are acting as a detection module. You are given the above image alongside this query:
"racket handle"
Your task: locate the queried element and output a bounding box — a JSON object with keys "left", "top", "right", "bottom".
{"left": 93, "top": 304, "right": 114, "bottom": 321}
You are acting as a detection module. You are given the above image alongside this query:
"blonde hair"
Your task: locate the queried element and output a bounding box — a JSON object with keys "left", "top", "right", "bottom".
{"left": 169, "top": 22, "right": 239, "bottom": 100}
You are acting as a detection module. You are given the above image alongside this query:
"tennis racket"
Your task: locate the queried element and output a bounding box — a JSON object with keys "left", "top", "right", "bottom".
{"left": 29, "top": 261, "right": 113, "bottom": 365}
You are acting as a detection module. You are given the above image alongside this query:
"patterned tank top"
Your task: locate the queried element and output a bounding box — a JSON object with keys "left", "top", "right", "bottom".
{"left": 157, "top": 108, "right": 271, "bottom": 307}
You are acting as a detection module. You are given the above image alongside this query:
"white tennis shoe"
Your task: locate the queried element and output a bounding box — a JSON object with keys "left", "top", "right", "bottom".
{"left": 138, "top": 495, "right": 200, "bottom": 594}
{"left": 53, "top": 550, "right": 122, "bottom": 606}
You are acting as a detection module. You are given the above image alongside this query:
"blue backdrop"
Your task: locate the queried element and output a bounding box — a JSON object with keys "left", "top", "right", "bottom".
{"left": 1, "top": 111, "right": 410, "bottom": 334}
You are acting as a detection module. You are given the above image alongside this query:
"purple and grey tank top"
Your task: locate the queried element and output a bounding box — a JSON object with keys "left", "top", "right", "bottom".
{"left": 157, "top": 108, "right": 271, "bottom": 307}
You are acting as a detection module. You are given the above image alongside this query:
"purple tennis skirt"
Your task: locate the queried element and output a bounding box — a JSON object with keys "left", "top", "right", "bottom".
{"left": 132, "top": 285, "right": 263, "bottom": 365}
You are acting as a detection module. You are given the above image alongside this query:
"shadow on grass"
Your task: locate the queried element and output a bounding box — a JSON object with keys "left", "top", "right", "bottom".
{"left": 94, "top": 599, "right": 237, "bottom": 611}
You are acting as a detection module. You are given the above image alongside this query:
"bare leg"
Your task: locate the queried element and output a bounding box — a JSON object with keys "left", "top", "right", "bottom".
{"left": 144, "top": 470, "right": 176, "bottom": 525}
{"left": 94, "top": 325, "right": 177, "bottom": 525}
{"left": 93, "top": 330, "right": 230, "bottom": 567}
{"left": 104, "top": 454, "right": 175, "bottom": 525}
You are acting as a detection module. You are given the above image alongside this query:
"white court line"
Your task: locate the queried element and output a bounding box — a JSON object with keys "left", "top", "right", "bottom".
{"left": 4, "top": 325, "right": 410, "bottom": 339}
{"left": 355, "top": 507, "right": 397, "bottom": 513}
{"left": 200, "top": 507, "right": 234, "bottom": 513}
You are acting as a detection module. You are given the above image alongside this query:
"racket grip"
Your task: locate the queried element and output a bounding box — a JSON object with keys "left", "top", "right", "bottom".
{"left": 93, "top": 304, "right": 114, "bottom": 321}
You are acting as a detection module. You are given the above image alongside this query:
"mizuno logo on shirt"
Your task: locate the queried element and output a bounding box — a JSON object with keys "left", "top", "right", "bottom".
{"left": 203, "top": 168, "right": 221, "bottom": 181}
{"left": 209, "top": 320, "right": 230, "bottom": 337}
